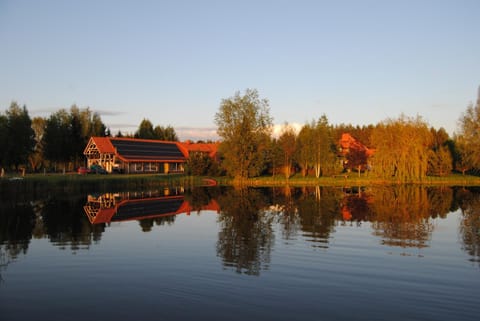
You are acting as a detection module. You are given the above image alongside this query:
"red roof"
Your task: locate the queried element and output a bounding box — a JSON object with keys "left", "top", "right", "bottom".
{"left": 179, "top": 141, "right": 220, "bottom": 158}
{"left": 339, "top": 133, "right": 374, "bottom": 156}
{"left": 88, "top": 137, "right": 116, "bottom": 153}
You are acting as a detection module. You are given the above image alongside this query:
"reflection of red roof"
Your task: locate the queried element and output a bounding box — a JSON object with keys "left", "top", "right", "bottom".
{"left": 85, "top": 195, "right": 221, "bottom": 224}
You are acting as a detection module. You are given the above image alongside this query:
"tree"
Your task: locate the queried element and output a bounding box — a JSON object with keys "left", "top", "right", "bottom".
{"left": 312, "top": 115, "right": 337, "bottom": 178}
{"left": 277, "top": 123, "right": 297, "bottom": 179}
{"left": 266, "top": 137, "right": 283, "bottom": 177}
{"left": 154, "top": 125, "right": 178, "bottom": 141}
{"left": 370, "top": 115, "right": 432, "bottom": 181}
{"left": 456, "top": 91, "right": 480, "bottom": 172}
{"left": 3, "top": 102, "right": 35, "bottom": 170}
{"left": 296, "top": 123, "right": 315, "bottom": 177}
{"left": 215, "top": 89, "right": 273, "bottom": 181}
{"left": 427, "top": 146, "right": 453, "bottom": 176}
{"left": 135, "top": 119, "right": 155, "bottom": 139}
{"left": 29, "top": 117, "right": 46, "bottom": 171}
{"left": 346, "top": 145, "right": 368, "bottom": 177}
{"left": 42, "top": 109, "right": 71, "bottom": 170}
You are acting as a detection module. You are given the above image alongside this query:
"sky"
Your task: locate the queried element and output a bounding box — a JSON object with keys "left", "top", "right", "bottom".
{"left": 1, "top": 0, "right": 479, "bottom": 141}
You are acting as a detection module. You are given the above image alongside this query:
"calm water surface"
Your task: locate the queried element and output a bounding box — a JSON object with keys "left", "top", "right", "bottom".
{"left": 1, "top": 186, "right": 479, "bottom": 321}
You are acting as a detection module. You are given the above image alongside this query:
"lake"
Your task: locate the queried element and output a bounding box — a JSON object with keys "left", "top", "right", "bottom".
{"left": 1, "top": 185, "right": 479, "bottom": 321}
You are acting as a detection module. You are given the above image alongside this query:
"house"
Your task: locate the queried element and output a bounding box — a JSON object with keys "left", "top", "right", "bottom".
{"left": 83, "top": 137, "right": 188, "bottom": 174}
{"left": 338, "top": 133, "right": 374, "bottom": 171}
{"left": 338, "top": 133, "right": 374, "bottom": 157}
{"left": 83, "top": 137, "right": 220, "bottom": 174}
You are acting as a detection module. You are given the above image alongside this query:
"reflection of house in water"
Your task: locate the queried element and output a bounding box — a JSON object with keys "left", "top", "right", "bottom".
{"left": 84, "top": 190, "right": 220, "bottom": 224}
{"left": 340, "top": 187, "right": 373, "bottom": 222}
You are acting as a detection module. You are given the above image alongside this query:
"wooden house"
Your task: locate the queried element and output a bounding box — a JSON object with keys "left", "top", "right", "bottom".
{"left": 83, "top": 137, "right": 220, "bottom": 174}
{"left": 83, "top": 137, "right": 188, "bottom": 174}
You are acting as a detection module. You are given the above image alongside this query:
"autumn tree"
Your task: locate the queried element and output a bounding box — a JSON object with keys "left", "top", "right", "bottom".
{"left": 215, "top": 89, "right": 273, "bottom": 181}
{"left": 456, "top": 91, "right": 480, "bottom": 173}
{"left": 277, "top": 123, "right": 297, "bottom": 179}
{"left": 427, "top": 127, "right": 453, "bottom": 176}
{"left": 370, "top": 115, "right": 432, "bottom": 181}
{"left": 346, "top": 145, "right": 368, "bottom": 177}
{"left": 29, "top": 117, "right": 46, "bottom": 171}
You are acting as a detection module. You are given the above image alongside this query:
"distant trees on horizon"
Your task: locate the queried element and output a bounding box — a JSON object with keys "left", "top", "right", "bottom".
{"left": 1, "top": 87, "right": 480, "bottom": 181}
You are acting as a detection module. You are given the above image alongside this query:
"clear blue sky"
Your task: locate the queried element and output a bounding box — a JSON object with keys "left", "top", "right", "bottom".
{"left": 1, "top": 0, "right": 479, "bottom": 140}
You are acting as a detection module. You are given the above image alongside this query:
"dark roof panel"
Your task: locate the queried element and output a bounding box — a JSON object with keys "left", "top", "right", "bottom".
{"left": 110, "top": 139, "right": 186, "bottom": 161}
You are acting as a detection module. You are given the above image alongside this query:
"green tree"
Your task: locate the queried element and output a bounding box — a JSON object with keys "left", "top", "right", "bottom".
{"left": 266, "top": 137, "right": 283, "bottom": 177}
{"left": 42, "top": 109, "right": 71, "bottom": 170}
{"left": 154, "top": 125, "right": 178, "bottom": 141}
{"left": 215, "top": 89, "right": 273, "bottom": 181}
{"left": 0, "top": 114, "right": 8, "bottom": 169}
{"left": 4, "top": 102, "right": 35, "bottom": 170}
{"left": 296, "top": 123, "right": 315, "bottom": 177}
{"left": 312, "top": 115, "right": 337, "bottom": 177}
{"left": 135, "top": 119, "right": 155, "bottom": 139}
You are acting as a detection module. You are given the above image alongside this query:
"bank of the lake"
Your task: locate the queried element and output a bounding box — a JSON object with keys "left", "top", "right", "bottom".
{"left": 245, "top": 173, "right": 480, "bottom": 187}
{"left": 2, "top": 173, "right": 480, "bottom": 193}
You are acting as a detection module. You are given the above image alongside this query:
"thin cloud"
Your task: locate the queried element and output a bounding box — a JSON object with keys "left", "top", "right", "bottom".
{"left": 176, "top": 127, "right": 219, "bottom": 142}
{"left": 94, "top": 110, "right": 126, "bottom": 116}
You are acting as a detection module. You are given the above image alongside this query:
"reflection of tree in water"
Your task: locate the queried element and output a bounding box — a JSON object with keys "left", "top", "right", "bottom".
{"left": 340, "top": 187, "right": 373, "bottom": 224}
{"left": 270, "top": 186, "right": 302, "bottom": 241}
{"left": 427, "top": 186, "right": 454, "bottom": 219}
{"left": 138, "top": 215, "right": 176, "bottom": 232}
{"left": 216, "top": 188, "right": 273, "bottom": 275}
{"left": 271, "top": 187, "right": 343, "bottom": 247}
{"left": 369, "top": 186, "right": 434, "bottom": 249}
{"left": 0, "top": 196, "right": 35, "bottom": 283}
{"left": 456, "top": 188, "right": 480, "bottom": 264}
{"left": 41, "top": 195, "right": 105, "bottom": 252}
{"left": 184, "top": 186, "right": 222, "bottom": 213}
{"left": 295, "top": 187, "right": 341, "bottom": 248}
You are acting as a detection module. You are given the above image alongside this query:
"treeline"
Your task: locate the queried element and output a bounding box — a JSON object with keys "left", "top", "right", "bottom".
{"left": 2, "top": 87, "right": 480, "bottom": 181}
{"left": 0, "top": 102, "right": 180, "bottom": 173}
{"left": 214, "top": 89, "right": 480, "bottom": 182}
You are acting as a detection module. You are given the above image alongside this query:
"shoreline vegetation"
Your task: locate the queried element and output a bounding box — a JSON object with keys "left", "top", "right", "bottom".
{"left": 2, "top": 172, "right": 480, "bottom": 190}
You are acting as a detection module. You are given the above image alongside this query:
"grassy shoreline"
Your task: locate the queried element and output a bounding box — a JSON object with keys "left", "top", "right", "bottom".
{"left": 2, "top": 172, "right": 480, "bottom": 188}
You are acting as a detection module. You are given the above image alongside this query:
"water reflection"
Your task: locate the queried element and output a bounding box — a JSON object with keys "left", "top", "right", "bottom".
{"left": 216, "top": 187, "right": 274, "bottom": 275}
{"left": 456, "top": 188, "right": 480, "bottom": 263}
{"left": 2, "top": 185, "right": 480, "bottom": 278}
{"left": 83, "top": 188, "right": 221, "bottom": 232}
